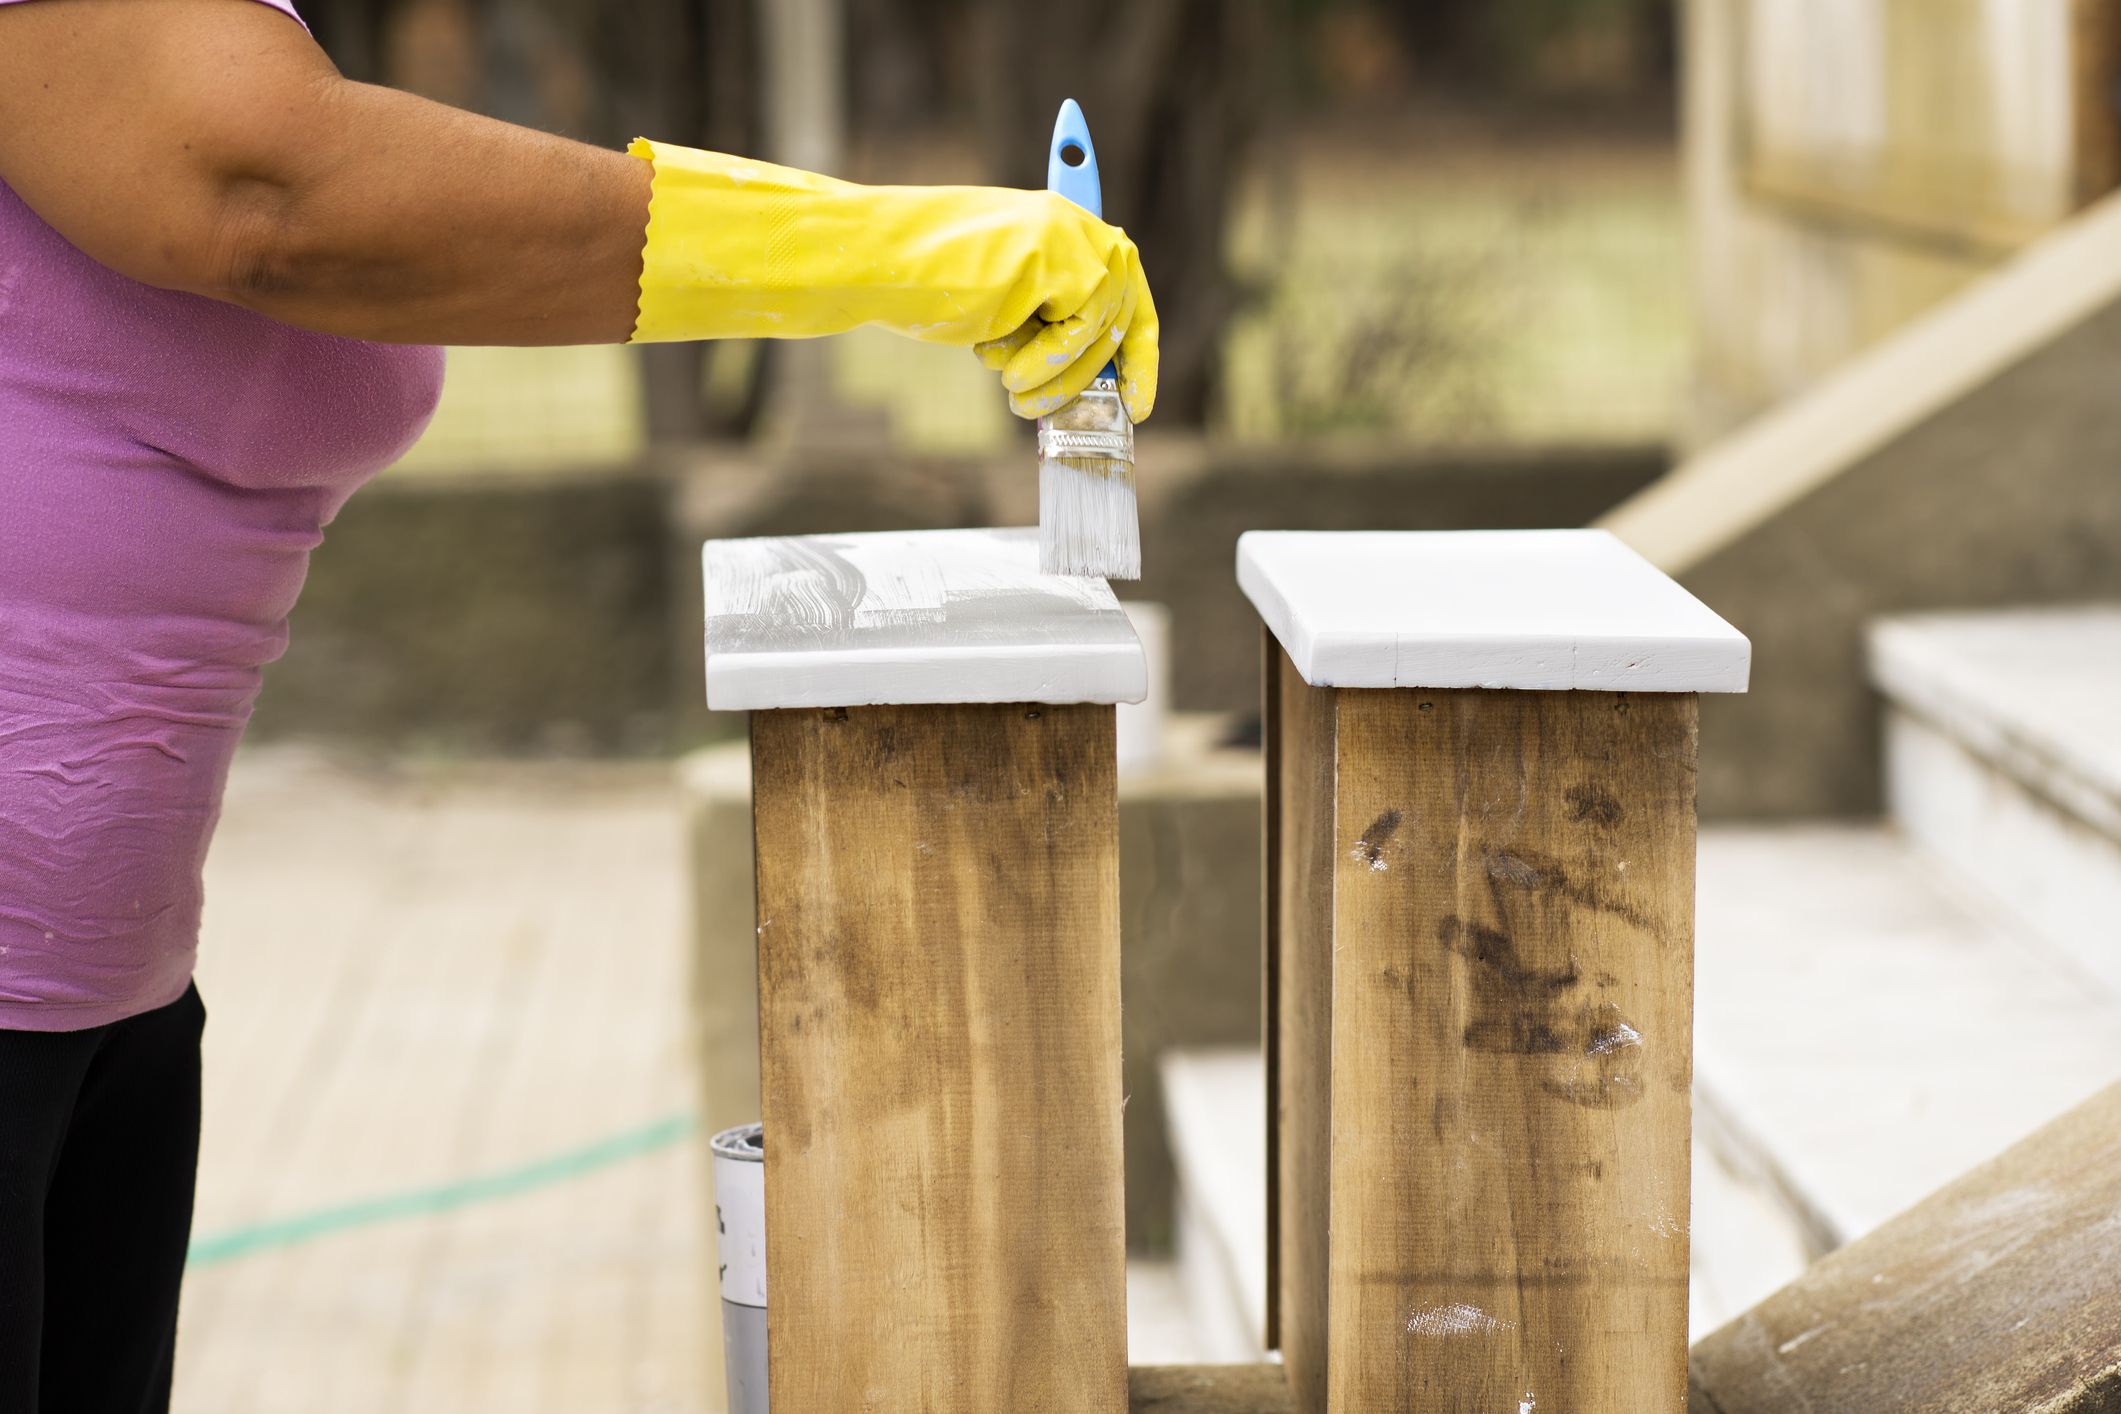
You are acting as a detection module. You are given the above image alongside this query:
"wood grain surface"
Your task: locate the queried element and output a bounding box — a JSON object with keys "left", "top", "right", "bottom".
{"left": 751, "top": 702, "right": 1127, "bottom": 1413}
{"left": 1262, "top": 629, "right": 1282, "bottom": 1353}
{"left": 1329, "top": 687, "right": 1697, "bottom": 1411}
{"left": 1269, "top": 646, "right": 1340, "bottom": 1413}
{"left": 1691, "top": 1080, "right": 2121, "bottom": 1413}
{"left": 1130, "top": 1365, "right": 1294, "bottom": 1413}
{"left": 1268, "top": 666, "right": 1700, "bottom": 1411}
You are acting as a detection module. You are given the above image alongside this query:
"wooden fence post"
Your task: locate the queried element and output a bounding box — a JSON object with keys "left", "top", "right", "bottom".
{"left": 703, "top": 527, "right": 1144, "bottom": 1414}
{"left": 1244, "top": 530, "right": 1750, "bottom": 1413}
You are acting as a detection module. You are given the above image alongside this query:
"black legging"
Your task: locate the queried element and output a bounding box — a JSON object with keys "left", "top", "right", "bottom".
{"left": 0, "top": 985, "right": 203, "bottom": 1414}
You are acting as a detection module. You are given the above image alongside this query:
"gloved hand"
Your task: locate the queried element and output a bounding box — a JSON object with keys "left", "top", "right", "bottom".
{"left": 627, "top": 139, "right": 1158, "bottom": 422}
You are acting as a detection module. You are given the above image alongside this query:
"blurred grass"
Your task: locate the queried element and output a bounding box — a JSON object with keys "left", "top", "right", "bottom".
{"left": 1223, "top": 138, "right": 1686, "bottom": 444}
{"left": 832, "top": 327, "right": 1016, "bottom": 454}
{"left": 386, "top": 130, "right": 1686, "bottom": 477}
{"left": 390, "top": 344, "right": 645, "bottom": 476}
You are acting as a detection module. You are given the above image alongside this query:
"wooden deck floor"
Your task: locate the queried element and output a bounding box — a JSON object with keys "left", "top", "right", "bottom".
{"left": 175, "top": 748, "right": 1213, "bottom": 1412}
{"left": 176, "top": 748, "right": 709, "bottom": 1414}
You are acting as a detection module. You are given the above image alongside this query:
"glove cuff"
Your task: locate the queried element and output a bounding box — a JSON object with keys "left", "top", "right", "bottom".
{"left": 627, "top": 138, "right": 854, "bottom": 344}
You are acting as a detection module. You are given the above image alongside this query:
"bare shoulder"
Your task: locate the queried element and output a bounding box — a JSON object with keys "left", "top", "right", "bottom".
{"left": 0, "top": 0, "right": 333, "bottom": 286}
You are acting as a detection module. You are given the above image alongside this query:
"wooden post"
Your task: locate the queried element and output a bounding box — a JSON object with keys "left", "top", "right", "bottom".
{"left": 1244, "top": 530, "right": 1751, "bottom": 1413}
{"left": 703, "top": 527, "right": 1144, "bottom": 1414}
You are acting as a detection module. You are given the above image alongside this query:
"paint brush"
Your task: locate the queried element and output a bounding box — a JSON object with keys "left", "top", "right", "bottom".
{"left": 1037, "top": 99, "right": 1141, "bottom": 580}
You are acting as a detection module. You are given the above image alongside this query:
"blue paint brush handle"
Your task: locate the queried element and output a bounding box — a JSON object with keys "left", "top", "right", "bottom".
{"left": 1046, "top": 99, "right": 1119, "bottom": 383}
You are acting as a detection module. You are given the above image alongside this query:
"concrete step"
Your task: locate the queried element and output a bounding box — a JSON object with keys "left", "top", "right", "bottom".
{"left": 1162, "top": 823, "right": 2121, "bottom": 1348}
{"left": 1159, "top": 1049, "right": 1270, "bottom": 1364}
{"left": 1695, "top": 823, "right": 2121, "bottom": 1249}
{"left": 1870, "top": 606, "right": 2121, "bottom": 995}
{"left": 1125, "top": 1260, "right": 1214, "bottom": 1367}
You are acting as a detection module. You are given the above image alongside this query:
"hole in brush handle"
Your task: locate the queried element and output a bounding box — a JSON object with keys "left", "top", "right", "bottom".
{"left": 1060, "top": 142, "right": 1087, "bottom": 168}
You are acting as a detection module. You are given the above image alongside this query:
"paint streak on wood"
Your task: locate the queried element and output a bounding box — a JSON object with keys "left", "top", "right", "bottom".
{"left": 751, "top": 701, "right": 1127, "bottom": 1414}
{"left": 1690, "top": 1080, "right": 2121, "bottom": 1413}
{"left": 1270, "top": 659, "right": 1700, "bottom": 1412}
{"left": 1236, "top": 531, "right": 1750, "bottom": 696}
{"left": 704, "top": 527, "right": 1143, "bottom": 709}
{"left": 709, "top": 526, "right": 1120, "bottom": 634}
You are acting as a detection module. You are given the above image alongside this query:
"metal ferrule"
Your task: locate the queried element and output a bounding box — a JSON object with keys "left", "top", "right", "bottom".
{"left": 1037, "top": 428, "right": 1134, "bottom": 461}
{"left": 1036, "top": 377, "right": 1134, "bottom": 464}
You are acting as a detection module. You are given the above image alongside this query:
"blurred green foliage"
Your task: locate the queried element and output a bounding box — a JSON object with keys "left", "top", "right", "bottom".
{"left": 1221, "top": 151, "right": 1685, "bottom": 444}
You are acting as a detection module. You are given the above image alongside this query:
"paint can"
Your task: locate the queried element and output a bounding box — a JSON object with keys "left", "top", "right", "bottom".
{"left": 712, "top": 1123, "right": 768, "bottom": 1414}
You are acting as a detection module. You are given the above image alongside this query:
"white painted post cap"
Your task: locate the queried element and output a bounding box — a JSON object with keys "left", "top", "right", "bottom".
{"left": 704, "top": 527, "right": 1148, "bottom": 710}
{"left": 1238, "top": 529, "right": 1750, "bottom": 693}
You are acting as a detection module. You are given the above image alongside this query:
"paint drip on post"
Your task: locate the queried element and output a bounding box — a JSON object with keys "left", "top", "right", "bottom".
{"left": 1037, "top": 98, "right": 1140, "bottom": 580}
{"left": 712, "top": 1123, "right": 768, "bottom": 1413}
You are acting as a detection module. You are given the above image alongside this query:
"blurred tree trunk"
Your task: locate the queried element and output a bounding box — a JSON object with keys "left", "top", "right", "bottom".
{"left": 753, "top": 0, "right": 874, "bottom": 447}
{"left": 576, "top": 0, "right": 767, "bottom": 441}
{"left": 973, "top": 0, "right": 1273, "bottom": 427}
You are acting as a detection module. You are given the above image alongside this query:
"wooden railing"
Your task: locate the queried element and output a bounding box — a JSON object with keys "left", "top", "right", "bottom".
{"left": 702, "top": 526, "right": 1751, "bottom": 1413}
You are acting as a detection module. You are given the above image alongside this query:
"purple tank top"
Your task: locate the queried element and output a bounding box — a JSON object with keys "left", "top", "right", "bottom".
{"left": 0, "top": 0, "right": 445, "bottom": 1029}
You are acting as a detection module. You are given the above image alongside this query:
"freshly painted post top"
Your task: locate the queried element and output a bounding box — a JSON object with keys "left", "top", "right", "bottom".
{"left": 1239, "top": 529, "right": 1751, "bottom": 692}
{"left": 704, "top": 527, "right": 1147, "bottom": 710}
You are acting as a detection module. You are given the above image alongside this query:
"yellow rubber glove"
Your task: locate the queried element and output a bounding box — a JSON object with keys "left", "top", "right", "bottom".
{"left": 627, "top": 139, "right": 1158, "bottom": 422}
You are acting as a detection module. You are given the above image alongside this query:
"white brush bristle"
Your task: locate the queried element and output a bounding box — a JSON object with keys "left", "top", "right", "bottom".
{"left": 1039, "top": 456, "right": 1140, "bottom": 580}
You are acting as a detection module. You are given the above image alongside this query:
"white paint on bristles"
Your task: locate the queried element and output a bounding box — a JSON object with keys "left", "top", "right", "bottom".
{"left": 703, "top": 526, "right": 1147, "bottom": 710}
{"left": 1238, "top": 529, "right": 1751, "bottom": 693}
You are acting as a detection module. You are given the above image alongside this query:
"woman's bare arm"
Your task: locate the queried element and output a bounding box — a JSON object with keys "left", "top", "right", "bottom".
{"left": 0, "top": 0, "right": 649, "bottom": 344}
